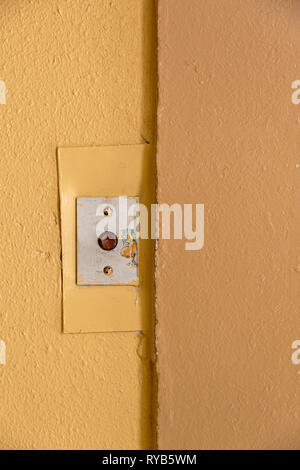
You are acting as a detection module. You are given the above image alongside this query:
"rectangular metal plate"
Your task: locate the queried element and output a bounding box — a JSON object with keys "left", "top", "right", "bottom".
{"left": 77, "top": 197, "right": 139, "bottom": 285}
{"left": 58, "top": 144, "right": 155, "bottom": 333}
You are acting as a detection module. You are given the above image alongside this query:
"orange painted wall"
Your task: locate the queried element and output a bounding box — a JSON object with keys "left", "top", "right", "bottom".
{"left": 157, "top": 0, "right": 300, "bottom": 449}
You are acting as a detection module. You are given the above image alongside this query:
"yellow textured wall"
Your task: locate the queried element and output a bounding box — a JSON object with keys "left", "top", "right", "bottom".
{"left": 0, "top": 0, "right": 156, "bottom": 449}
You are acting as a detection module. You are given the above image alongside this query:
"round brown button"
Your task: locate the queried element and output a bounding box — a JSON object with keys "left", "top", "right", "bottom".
{"left": 98, "top": 231, "right": 118, "bottom": 251}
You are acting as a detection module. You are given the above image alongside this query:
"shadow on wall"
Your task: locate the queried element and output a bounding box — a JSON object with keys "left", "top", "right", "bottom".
{"left": 140, "top": 0, "right": 158, "bottom": 450}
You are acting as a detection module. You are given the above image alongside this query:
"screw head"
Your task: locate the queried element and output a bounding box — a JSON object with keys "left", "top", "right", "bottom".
{"left": 103, "top": 265, "right": 113, "bottom": 275}
{"left": 103, "top": 207, "right": 112, "bottom": 217}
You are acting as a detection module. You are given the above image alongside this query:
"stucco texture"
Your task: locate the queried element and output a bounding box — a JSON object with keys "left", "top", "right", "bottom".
{"left": 157, "top": 0, "right": 300, "bottom": 449}
{"left": 0, "top": 0, "right": 156, "bottom": 449}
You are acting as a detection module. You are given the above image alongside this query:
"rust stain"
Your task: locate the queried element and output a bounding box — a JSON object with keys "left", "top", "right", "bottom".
{"left": 121, "top": 240, "right": 137, "bottom": 259}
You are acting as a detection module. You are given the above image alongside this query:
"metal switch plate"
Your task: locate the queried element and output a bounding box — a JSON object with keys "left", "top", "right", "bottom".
{"left": 77, "top": 197, "right": 139, "bottom": 286}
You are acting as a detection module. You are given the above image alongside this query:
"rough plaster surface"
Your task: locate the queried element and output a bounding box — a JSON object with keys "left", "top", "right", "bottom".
{"left": 0, "top": 0, "right": 156, "bottom": 449}
{"left": 157, "top": 0, "right": 300, "bottom": 449}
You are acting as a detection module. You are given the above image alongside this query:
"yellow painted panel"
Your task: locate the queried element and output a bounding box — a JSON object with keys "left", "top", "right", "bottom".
{"left": 58, "top": 144, "right": 155, "bottom": 333}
